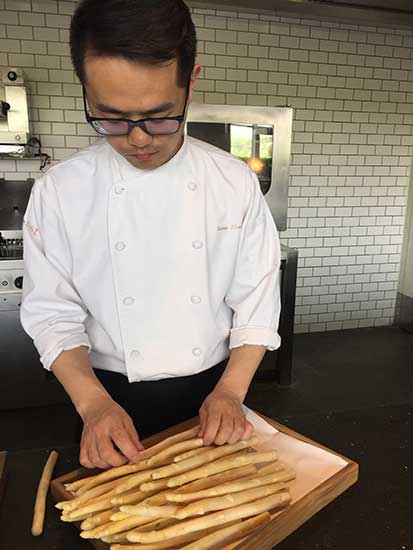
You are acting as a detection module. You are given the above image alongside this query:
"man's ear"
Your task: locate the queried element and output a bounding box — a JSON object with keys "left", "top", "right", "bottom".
{"left": 189, "top": 64, "right": 202, "bottom": 103}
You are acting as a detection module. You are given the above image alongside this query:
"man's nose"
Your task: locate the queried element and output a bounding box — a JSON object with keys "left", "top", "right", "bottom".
{"left": 127, "top": 125, "right": 153, "bottom": 147}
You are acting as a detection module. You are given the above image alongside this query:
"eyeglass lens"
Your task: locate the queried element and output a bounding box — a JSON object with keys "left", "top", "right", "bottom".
{"left": 92, "top": 117, "right": 181, "bottom": 136}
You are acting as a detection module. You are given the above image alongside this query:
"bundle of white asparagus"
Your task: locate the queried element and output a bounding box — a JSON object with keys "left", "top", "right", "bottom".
{"left": 56, "top": 425, "right": 296, "bottom": 549}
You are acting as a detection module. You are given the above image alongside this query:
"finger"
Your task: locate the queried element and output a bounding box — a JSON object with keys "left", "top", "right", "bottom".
{"left": 97, "top": 433, "right": 128, "bottom": 468}
{"left": 113, "top": 425, "right": 142, "bottom": 463}
{"left": 214, "top": 416, "right": 234, "bottom": 446}
{"left": 79, "top": 430, "right": 94, "bottom": 469}
{"left": 123, "top": 417, "right": 144, "bottom": 454}
{"left": 202, "top": 411, "right": 223, "bottom": 446}
{"left": 80, "top": 456, "right": 95, "bottom": 469}
{"left": 242, "top": 420, "right": 255, "bottom": 440}
{"left": 90, "top": 437, "right": 112, "bottom": 470}
{"left": 79, "top": 441, "right": 94, "bottom": 469}
{"left": 198, "top": 404, "right": 208, "bottom": 438}
{"left": 227, "top": 418, "right": 246, "bottom": 445}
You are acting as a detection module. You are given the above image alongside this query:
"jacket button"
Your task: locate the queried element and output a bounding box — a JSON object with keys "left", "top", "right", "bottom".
{"left": 130, "top": 350, "right": 141, "bottom": 359}
{"left": 187, "top": 182, "right": 197, "bottom": 191}
{"left": 192, "top": 347, "right": 202, "bottom": 357}
{"left": 115, "top": 241, "right": 126, "bottom": 251}
{"left": 123, "top": 296, "right": 135, "bottom": 306}
{"left": 114, "top": 186, "right": 124, "bottom": 195}
{"left": 192, "top": 240, "right": 203, "bottom": 249}
{"left": 191, "top": 296, "right": 201, "bottom": 304}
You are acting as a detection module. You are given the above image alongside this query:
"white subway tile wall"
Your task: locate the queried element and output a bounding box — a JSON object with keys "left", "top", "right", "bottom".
{"left": 0, "top": 0, "right": 412, "bottom": 333}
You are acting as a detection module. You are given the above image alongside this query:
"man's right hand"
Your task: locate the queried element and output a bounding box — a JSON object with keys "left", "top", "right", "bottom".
{"left": 79, "top": 394, "right": 144, "bottom": 469}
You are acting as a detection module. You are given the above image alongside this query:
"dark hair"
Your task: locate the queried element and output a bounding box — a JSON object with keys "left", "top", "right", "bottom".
{"left": 70, "top": 0, "right": 197, "bottom": 87}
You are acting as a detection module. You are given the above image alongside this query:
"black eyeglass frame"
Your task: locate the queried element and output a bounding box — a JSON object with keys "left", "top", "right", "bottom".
{"left": 82, "top": 79, "right": 191, "bottom": 137}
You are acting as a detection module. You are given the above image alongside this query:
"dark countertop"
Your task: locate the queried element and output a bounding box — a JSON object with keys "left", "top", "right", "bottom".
{"left": 1, "top": 326, "right": 412, "bottom": 549}
{"left": 0, "top": 403, "right": 411, "bottom": 550}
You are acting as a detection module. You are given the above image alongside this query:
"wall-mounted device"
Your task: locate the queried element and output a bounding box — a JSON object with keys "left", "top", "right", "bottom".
{"left": 0, "top": 67, "right": 30, "bottom": 155}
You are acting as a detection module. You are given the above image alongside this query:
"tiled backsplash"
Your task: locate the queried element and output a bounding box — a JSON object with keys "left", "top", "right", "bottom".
{"left": 1, "top": 0, "right": 412, "bottom": 333}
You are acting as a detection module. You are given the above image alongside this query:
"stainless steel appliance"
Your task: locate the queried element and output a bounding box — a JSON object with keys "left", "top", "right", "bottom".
{"left": 192, "top": 0, "right": 413, "bottom": 28}
{"left": 187, "top": 104, "right": 292, "bottom": 231}
{"left": 0, "top": 179, "right": 31, "bottom": 311}
{"left": 186, "top": 105, "right": 297, "bottom": 384}
{"left": 0, "top": 67, "right": 30, "bottom": 155}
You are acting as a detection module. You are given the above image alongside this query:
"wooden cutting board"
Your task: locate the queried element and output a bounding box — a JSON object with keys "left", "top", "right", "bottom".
{"left": 51, "top": 414, "right": 358, "bottom": 550}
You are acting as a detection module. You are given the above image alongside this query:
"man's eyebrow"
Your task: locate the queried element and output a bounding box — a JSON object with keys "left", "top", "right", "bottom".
{"left": 94, "top": 101, "right": 176, "bottom": 117}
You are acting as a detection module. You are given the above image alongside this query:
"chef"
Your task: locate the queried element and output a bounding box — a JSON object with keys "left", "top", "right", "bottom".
{"left": 21, "top": 0, "right": 282, "bottom": 470}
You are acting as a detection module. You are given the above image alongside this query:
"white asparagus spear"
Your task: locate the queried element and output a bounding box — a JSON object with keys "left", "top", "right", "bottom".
{"left": 111, "top": 488, "right": 151, "bottom": 505}
{"left": 113, "top": 445, "right": 253, "bottom": 496}
{"left": 179, "top": 512, "right": 271, "bottom": 550}
{"left": 57, "top": 476, "right": 130, "bottom": 511}
{"left": 175, "top": 482, "right": 287, "bottom": 519}
{"left": 120, "top": 503, "right": 179, "bottom": 518}
{"left": 166, "top": 468, "right": 296, "bottom": 503}
{"left": 127, "top": 490, "right": 291, "bottom": 543}
{"left": 74, "top": 461, "right": 154, "bottom": 495}
{"left": 167, "top": 451, "right": 278, "bottom": 488}
{"left": 103, "top": 534, "right": 129, "bottom": 544}
{"left": 110, "top": 511, "right": 130, "bottom": 521}
{"left": 133, "top": 517, "right": 177, "bottom": 532}
{"left": 139, "top": 456, "right": 254, "bottom": 507}
{"left": 31, "top": 450, "right": 59, "bottom": 536}
{"left": 109, "top": 520, "right": 239, "bottom": 550}
{"left": 146, "top": 438, "right": 204, "bottom": 467}
{"left": 104, "top": 517, "right": 177, "bottom": 542}
{"left": 60, "top": 511, "right": 93, "bottom": 523}
{"left": 151, "top": 437, "right": 258, "bottom": 481}
{"left": 65, "top": 475, "right": 95, "bottom": 492}
{"left": 140, "top": 425, "right": 201, "bottom": 460}
{"left": 175, "top": 464, "right": 257, "bottom": 493}
{"left": 80, "top": 508, "right": 117, "bottom": 530}
{"left": 66, "top": 489, "right": 119, "bottom": 519}
{"left": 142, "top": 464, "right": 257, "bottom": 507}
{"left": 140, "top": 477, "right": 170, "bottom": 493}
{"left": 82, "top": 514, "right": 154, "bottom": 539}
{"left": 78, "top": 438, "right": 203, "bottom": 495}
{"left": 140, "top": 487, "right": 180, "bottom": 506}
{"left": 173, "top": 446, "right": 213, "bottom": 463}
{"left": 255, "top": 461, "right": 287, "bottom": 476}
{"left": 113, "top": 470, "right": 155, "bottom": 495}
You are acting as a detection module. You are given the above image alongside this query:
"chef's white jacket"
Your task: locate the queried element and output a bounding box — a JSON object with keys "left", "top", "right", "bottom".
{"left": 21, "top": 136, "right": 281, "bottom": 382}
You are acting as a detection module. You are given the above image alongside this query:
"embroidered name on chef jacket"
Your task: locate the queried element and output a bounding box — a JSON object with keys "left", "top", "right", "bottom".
{"left": 217, "top": 224, "right": 242, "bottom": 231}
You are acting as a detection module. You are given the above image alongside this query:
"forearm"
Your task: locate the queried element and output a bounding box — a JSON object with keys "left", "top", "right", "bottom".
{"left": 215, "top": 344, "right": 266, "bottom": 402}
{"left": 51, "top": 346, "right": 111, "bottom": 419}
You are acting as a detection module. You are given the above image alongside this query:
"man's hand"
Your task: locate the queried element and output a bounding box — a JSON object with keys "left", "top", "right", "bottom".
{"left": 198, "top": 344, "right": 266, "bottom": 445}
{"left": 79, "top": 394, "right": 144, "bottom": 469}
{"left": 198, "top": 387, "right": 254, "bottom": 446}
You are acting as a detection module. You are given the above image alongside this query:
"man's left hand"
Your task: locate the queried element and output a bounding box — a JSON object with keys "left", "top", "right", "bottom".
{"left": 198, "top": 388, "right": 254, "bottom": 446}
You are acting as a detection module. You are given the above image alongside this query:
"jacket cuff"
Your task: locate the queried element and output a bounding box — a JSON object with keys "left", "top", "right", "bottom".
{"left": 39, "top": 336, "right": 91, "bottom": 371}
{"left": 229, "top": 326, "right": 281, "bottom": 351}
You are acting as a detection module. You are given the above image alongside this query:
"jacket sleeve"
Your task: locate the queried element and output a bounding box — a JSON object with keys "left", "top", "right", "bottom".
{"left": 225, "top": 167, "right": 282, "bottom": 351}
{"left": 20, "top": 174, "right": 91, "bottom": 370}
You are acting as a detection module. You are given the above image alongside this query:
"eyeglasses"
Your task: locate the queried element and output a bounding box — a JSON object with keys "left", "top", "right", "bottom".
{"left": 82, "top": 80, "right": 190, "bottom": 137}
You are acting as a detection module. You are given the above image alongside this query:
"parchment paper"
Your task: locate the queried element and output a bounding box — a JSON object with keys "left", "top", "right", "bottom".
{"left": 244, "top": 406, "right": 348, "bottom": 503}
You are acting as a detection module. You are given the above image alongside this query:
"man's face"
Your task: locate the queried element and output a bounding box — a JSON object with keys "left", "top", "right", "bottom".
{"left": 84, "top": 56, "right": 200, "bottom": 170}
